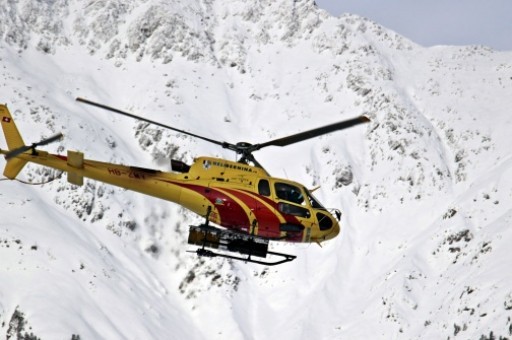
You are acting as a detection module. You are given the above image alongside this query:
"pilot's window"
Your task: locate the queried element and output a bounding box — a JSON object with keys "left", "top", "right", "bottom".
{"left": 275, "top": 182, "right": 305, "bottom": 205}
{"left": 258, "top": 179, "right": 271, "bottom": 196}
{"left": 278, "top": 203, "right": 310, "bottom": 218}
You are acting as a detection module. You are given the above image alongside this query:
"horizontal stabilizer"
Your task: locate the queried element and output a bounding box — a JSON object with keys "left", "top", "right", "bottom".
{"left": 67, "top": 172, "right": 83, "bottom": 186}
{"left": 3, "top": 158, "right": 28, "bottom": 179}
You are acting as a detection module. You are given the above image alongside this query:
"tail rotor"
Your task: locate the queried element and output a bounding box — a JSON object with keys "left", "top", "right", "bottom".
{"left": 4, "top": 133, "right": 63, "bottom": 160}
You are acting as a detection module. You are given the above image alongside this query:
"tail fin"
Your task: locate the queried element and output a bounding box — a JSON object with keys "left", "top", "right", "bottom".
{"left": 1, "top": 104, "right": 28, "bottom": 179}
{"left": 1, "top": 104, "right": 25, "bottom": 150}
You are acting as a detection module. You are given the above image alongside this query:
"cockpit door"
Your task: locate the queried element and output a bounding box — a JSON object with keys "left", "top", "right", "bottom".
{"left": 253, "top": 179, "right": 281, "bottom": 238}
{"left": 272, "top": 180, "right": 314, "bottom": 241}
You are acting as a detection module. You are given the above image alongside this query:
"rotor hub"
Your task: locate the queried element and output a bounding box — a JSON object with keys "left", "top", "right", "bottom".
{"left": 235, "top": 142, "right": 254, "bottom": 152}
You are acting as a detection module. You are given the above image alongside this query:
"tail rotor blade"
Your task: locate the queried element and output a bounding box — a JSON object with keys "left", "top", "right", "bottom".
{"left": 5, "top": 133, "right": 63, "bottom": 160}
{"left": 4, "top": 145, "right": 31, "bottom": 160}
{"left": 37, "top": 133, "right": 64, "bottom": 146}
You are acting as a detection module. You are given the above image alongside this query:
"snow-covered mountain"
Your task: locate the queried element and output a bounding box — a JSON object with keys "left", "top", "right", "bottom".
{"left": 1, "top": 1, "right": 511, "bottom": 339}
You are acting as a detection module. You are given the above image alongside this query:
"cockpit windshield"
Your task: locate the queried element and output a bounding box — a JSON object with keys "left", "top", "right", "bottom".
{"left": 274, "top": 181, "right": 326, "bottom": 210}
{"left": 305, "top": 188, "right": 325, "bottom": 210}
{"left": 275, "top": 182, "right": 305, "bottom": 205}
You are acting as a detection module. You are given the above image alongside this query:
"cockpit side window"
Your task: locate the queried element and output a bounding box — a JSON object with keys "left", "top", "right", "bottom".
{"left": 274, "top": 182, "right": 305, "bottom": 205}
{"left": 258, "top": 179, "right": 271, "bottom": 196}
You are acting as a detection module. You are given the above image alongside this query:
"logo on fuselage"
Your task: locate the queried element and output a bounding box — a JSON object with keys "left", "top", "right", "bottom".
{"left": 203, "top": 160, "right": 211, "bottom": 170}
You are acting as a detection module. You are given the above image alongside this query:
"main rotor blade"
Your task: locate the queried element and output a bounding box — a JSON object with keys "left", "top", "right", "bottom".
{"left": 255, "top": 115, "right": 370, "bottom": 150}
{"left": 5, "top": 133, "right": 63, "bottom": 160}
{"left": 76, "top": 97, "right": 229, "bottom": 148}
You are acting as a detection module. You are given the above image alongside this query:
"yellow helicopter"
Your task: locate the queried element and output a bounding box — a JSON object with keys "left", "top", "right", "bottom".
{"left": 0, "top": 99, "right": 369, "bottom": 265}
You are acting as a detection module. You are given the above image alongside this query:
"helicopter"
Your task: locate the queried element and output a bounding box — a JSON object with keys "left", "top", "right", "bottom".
{"left": 0, "top": 99, "right": 369, "bottom": 266}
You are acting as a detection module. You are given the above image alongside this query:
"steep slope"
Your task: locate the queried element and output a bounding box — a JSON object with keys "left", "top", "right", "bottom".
{"left": 1, "top": 1, "right": 511, "bottom": 339}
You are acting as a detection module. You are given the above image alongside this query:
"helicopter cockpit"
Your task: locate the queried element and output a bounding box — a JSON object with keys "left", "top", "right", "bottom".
{"left": 258, "top": 179, "right": 341, "bottom": 240}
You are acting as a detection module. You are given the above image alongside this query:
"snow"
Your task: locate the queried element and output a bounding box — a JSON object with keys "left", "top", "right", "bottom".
{"left": 1, "top": 0, "right": 512, "bottom": 339}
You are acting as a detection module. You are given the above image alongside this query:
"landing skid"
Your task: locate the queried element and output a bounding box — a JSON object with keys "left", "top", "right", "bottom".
{"left": 187, "top": 208, "right": 296, "bottom": 266}
{"left": 190, "top": 246, "right": 296, "bottom": 266}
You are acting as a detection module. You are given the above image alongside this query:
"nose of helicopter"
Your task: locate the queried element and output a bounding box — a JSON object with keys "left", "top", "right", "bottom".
{"left": 324, "top": 220, "right": 340, "bottom": 241}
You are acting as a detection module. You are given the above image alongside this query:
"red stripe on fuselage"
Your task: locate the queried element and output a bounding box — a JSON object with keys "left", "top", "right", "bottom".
{"left": 167, "top": 182, "right": 250, "bottom": 231}
{"left": 249, "top": 192, "right": 305, "bottom": 242}
{"left": 159, "top": 180, "right": 304, "bottom": 241}
{"left": 221, "top": 188, "right": 283, "bottom": 238}
{"left": 223, "top": 189, "right": 305, "bottom": 242}
{"left": 252, "top": 192, "right": 302, "bottom": 225}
